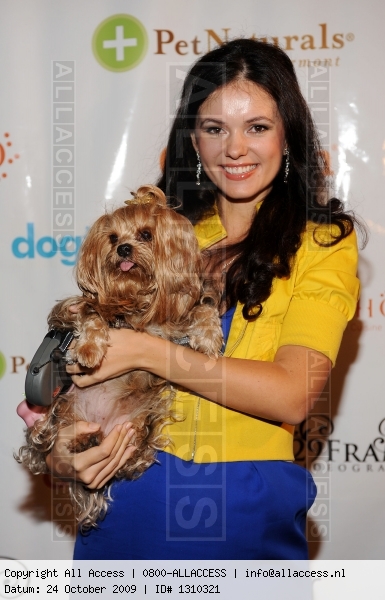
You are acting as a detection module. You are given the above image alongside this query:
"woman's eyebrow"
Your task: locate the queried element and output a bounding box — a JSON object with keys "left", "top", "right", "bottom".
{"left": 244, "top": 116, "right": 275, "bottom": 124}
{"left": 198, "top": 116, "right": 276, "bottom": 125}
{"left": 198, "top": 117, "right": 225, "bottom": 125}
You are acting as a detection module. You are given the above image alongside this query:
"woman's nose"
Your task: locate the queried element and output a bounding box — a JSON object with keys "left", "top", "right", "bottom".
{"left": 225, "top": 131, "right": 248, "bottom": 159}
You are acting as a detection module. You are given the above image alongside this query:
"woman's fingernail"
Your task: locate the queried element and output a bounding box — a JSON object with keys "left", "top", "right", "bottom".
{"left": 124, "top": 422, "right": 133, "bottom": 430}
{"left": 88, "top": 423, "right": 100, "bottom": 431}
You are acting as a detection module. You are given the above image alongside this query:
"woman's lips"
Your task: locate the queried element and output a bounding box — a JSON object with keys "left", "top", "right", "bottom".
{"left": 222, "top": 164, "right": 257, "bottom": 180}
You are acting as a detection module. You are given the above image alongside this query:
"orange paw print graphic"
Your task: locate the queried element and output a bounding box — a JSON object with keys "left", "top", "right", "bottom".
{"left": 0, "top": 132, "right": 20, "bottom": 180}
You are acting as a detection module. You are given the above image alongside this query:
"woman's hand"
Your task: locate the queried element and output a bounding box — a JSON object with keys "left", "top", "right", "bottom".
{"left": 46, "top": 420, "right": 137, "bottom": 489}
{"left": 67, "top": 328, "right": 146, "bottom": 388}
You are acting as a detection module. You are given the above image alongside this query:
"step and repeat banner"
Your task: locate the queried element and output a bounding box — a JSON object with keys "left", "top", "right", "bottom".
{"left": 0, "top": 0, "right": 384, "bottom": 560}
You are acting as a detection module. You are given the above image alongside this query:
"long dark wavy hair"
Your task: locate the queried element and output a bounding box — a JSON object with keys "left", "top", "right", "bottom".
{"left": 157, "top": 38, "right": 360, "bottom": 320}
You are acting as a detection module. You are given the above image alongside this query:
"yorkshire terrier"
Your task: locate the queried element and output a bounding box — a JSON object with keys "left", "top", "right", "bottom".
{"left": 17, "top": 185, "right": 223, "bottom": 529}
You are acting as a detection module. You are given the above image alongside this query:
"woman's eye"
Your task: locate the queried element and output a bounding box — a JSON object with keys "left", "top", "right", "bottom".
{"left": 204, "top": 127, "right": 223, "bottom": 135}
{"left": 109, "top": 234, "right": 118, "bottom": 244}
{"left": 250, "top": 125, "right": 268, "bottom": 133}
{"left": 139, "top": 230, "right": 152, "bottom": 241}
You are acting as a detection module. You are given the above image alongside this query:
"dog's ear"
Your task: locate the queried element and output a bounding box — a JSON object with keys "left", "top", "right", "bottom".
{"left": 150, "top": 209, "right": 203, "bottom": 322}
{"left": 75, "top": 215, "right": 108, "bottom": 298}
{"left": 134, "top": 185, "right": 167, "bottom": 207}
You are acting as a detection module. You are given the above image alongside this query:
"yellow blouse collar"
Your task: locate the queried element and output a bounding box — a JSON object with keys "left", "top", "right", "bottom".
{"left": 193, "top": 200, "right": 263, "bottom": 251}
{"left": 193, "top": 208, "right": 227, "bottom": 251}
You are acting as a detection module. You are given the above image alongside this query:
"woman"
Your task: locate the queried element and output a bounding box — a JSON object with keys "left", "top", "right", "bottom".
{"left": 46, "top": 39, "right": 360, "bottom": 559}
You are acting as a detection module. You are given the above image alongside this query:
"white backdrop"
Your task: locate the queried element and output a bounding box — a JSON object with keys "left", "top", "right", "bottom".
{"left": 0, "top": 0, "right": 384, "bottom": 560}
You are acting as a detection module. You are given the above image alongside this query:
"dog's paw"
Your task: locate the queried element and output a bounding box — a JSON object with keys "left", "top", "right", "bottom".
{"left": 75, "top": 343, "right": 105, "bottom": 369}
{"left": 187, "top": 305, "right": 223, "bottom": 357}
{"left": 190, "top": 329, "right": 223, "bottom": 358}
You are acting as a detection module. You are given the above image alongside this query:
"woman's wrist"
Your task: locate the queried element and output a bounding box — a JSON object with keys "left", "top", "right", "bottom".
{"left": 139, "top": 332, "right": 168, "bottom": 375}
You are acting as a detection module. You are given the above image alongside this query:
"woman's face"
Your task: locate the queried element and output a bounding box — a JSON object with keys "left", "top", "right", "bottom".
{"left": 192, "top": 80, "right": 286, "bottom": 206}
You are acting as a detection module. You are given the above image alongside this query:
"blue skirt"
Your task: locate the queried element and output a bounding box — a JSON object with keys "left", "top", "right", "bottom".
{"left": 74, "top": 452, "right": 316, "bottom": 560}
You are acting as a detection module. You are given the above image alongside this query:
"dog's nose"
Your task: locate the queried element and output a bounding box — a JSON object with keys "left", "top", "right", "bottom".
{"left": 117, "top": 243, "right": 132, "bottom": 258}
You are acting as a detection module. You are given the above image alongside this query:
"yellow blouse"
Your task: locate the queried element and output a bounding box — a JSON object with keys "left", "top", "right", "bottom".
{"left": 164, "top": 210, "right": 359, "bottom": 463}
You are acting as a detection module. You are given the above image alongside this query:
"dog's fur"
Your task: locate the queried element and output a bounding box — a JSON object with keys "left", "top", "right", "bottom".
{"left": 18, "top": 185, "right": 223, "bottom": 529}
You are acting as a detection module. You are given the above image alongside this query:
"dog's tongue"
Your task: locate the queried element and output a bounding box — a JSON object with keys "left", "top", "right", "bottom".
{"left": 120, "top": 261, "right": 134, "bottom": 272}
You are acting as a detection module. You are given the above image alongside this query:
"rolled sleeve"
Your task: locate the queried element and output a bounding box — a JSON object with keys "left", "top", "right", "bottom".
{"left": 278, "top": 227, "right": 360, "bottom": 366}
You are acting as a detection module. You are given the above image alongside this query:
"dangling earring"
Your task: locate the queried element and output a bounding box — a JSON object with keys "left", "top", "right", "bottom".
{"left": 284, "top": 148, "right": 289, "bottom": 184}
{"left": 196, "top": 151, "right": 202, "bottom": 186}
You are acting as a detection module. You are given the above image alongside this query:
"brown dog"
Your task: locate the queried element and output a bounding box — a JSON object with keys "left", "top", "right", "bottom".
{"left": 18, "top": 185, "right": 223, "bottom": 529}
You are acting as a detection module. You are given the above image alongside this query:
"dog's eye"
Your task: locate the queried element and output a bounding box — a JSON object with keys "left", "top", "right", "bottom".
{"left": 139, "top": 230, "right": 152, "bottom": 242}
{"left": 109, "top": 234, "right": 119, "bottom": 244}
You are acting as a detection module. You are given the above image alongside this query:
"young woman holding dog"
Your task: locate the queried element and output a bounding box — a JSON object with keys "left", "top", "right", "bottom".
{"left": 47, "top": 39, "right": 360, "bottom": 559}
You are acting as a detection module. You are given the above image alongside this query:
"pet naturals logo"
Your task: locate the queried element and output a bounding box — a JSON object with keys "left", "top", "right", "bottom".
{"left": 92, "top": 14, "right": 148, "bottom": 72}
{"left": 153, "top": 23, "right": 353, "bottom": 58}
{"left": 11, "top": 223, "right": 85, "bottom": 266}
{"left": 92, "top": 18, "right": 354, "bottom": 72}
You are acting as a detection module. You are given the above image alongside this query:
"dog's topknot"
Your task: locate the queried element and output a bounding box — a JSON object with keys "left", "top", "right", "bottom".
{"left": 126, "top": 184, "right": 167, "bottom": 207}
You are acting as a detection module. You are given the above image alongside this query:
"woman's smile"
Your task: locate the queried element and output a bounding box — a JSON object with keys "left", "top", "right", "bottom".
{"left": 222, "top": 163, "right": 258, "bottom": 179}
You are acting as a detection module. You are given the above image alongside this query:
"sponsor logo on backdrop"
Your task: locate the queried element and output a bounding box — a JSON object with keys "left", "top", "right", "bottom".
{"left": 92, "top": 14, "right": 148, "bottom": 72}
{"left": 11, "top": 223, "right": 86, "bottom": 266}
{"left": 0, "top": 352, "right": 29, "bottom": 378}
{"left": 153, "top": 22, "right": 354, "bottom": 66}
{"left": 295, "top": 415, "right": 385, "bottom": 473}
{"left": 92, "top": 17, "right": 354, "bottom": 71}
{"left": 351, "top": 295, "right": 384, "bottom": 332}
{"left": 0, "top": 132, "right": 20, "bottom": 181}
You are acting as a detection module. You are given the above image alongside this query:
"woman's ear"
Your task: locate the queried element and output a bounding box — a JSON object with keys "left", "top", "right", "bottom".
{"left": 191, "top": 132, "right": 198, "bottom": 153}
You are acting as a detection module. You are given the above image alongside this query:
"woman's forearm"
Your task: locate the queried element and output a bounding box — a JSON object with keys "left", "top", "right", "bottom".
{"left": 140, "top": 333, "right": 331, "bottom": 425}
{"left": 69, "top": 329, "right": 331, "bottom": 425}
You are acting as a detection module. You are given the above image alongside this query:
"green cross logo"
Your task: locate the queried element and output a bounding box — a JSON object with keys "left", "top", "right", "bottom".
{"left": 92, "top": 14, "right": 148, "bottom": 72}
{"left": 0, "top": 351, "right": 6, "bottom": 379}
